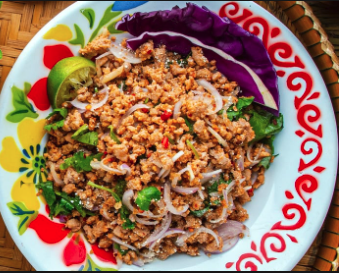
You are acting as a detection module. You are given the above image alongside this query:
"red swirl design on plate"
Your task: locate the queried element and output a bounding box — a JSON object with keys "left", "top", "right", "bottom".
{"left": 260, "top": 233, "right": 286, "bottom": 263}
{"left": 268, "top": 43, "right": 305, "bottom": 69}
{"left": 297, "top": 104, "right": 322, "bottom": 138}
{"left": 295, "top": 175, "right": 319, "bottom": 211}
{"left": 271, "top": 203, "right": 307, "bottom": 231}
{"left": 286, "top": 71, "right": 313, "bottom": 110}
{"left": 299, "top": 138, "right": 323, "bottom": 172}
{"left": 219, "top": 2, "right": 253, "bottom": 23}
{"left": 220, "top": 2, "right": 325, "bottom": 270}
{"left": 236, "top": 254, "right": 263, "bottom": 271}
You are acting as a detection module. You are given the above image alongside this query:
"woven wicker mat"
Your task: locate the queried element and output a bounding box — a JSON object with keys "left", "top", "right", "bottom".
{"left": 0, "top": 1, "right": 338, "bottom": 271}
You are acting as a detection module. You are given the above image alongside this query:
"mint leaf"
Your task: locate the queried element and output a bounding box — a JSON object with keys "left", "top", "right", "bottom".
{"left": 207, "top": 174, "right": 231, "bottom": 194}
{"left": 108, "top": 125, "right": 121, "bottom": 144}
{"left": 135, "top": 186, "right": 161, "bottom": 211}
{"left": 227, "top": 97, "right": 254, "bottom": 121}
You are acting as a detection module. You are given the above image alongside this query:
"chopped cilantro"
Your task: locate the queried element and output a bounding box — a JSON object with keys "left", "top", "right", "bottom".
{"left": 144, "top": 98, "right": 149, "bottom": 104}
{"left": 44, "top": 120, "right": 65, "bottom": 132}
{"left": 44, "top": 108, "right": 68, "bottom": 132}
{"left": 207, "top": 174, "right": 231, "bottom": 194}
{"left": 114, "top": 243, "right": 128, "bottom": 256}
{"left": 135, "top": 186, "right": 161, "bottom": 211}
{"left": 60, "top": 151, "right": 103, "bottom": 173}
{"left": 190, "top": 206, "right": 210, "bottom": 217}
{"left": 184, "top": 116, "right": 195, "bottom": 135}
{"left": 87, "top": 181, "right": 121, "bottom": 202}
{"left": 120, "top": 205, "right": 135, "bottom": 230}
{"left": 46, "top": 108, "right": 68, "bottom": 119}
{"left": 94, "top": 87, "right": 99, "bottom": 93}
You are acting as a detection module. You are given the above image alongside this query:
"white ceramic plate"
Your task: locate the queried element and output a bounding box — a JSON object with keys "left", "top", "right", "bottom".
{"left": 0, "top": 1, "right": 337, "bottom": 271}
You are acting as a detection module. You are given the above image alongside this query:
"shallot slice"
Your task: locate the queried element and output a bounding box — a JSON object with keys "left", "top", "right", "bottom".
{"left": 196, "top": 79, "right": 223, "bottom": 115}
{"left": 164, "top": 183, "right": 189, "bottom": 215}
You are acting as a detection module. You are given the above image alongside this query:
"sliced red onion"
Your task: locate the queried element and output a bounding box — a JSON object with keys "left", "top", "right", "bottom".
{"left": 209, "top": 192, "right": 220, "bottom": 198}
{"left": 96, "top": 51, "right": 112, "bottom": 60}
{"left": 236, "top": 151, "right": 244, "bottom": 171}
{"left": 192, "top": 227, "right": 220, "bottom": 247}
{"left": 176, "top": 233, "right": 189, "bottom": 247}
{"left": 135, "top": 215, "right": 159, "bottom": 226}
{"left": 178, "top": 167, "right": 188, "bottom": 175}
{"left": 90, "top": 160, "right": 125, "bottom": 175}
{"left": 196, "top": 79, "right": 223, "bottom": 115}
{"left": 222, "top": 95, "right": 236, "bottom": 111}
{"left": 120, "top": 164, "right": 131, "bottom": 176}
{"left": 207, "top": 127, "right": 228, "bottom": 148}
{"left": 111, "top": 236, "right": 138, "bottom": 252}
{"left": 142, "top": 213, "right": 172, "bottom": 247}
{"left": 158, "top": 168, "right": 168, "bottom": 178}
{"left": 164, "top": 183, "right": 189, "bottom": 215}
{"left": 59, "top": 215, "right": 67, "bottom": 223}
{"left": 226, "top": 181, "right": 236, "bottom": 196}
{"left": 172, "top": 151, "right": 184, "bottom": 163}
{"left": 251, "top": 172, "right": 258, "bottom": 185}
{"left": 198, "top": 189, "right": 205, "bottom": 200}
{"left": 173, "top": 100, "right": 182, "bottom": 119}
{"left": 149, "top": 228, "right": 186, "bottom": 250}
{"left": 172, "top": 186, "right": 199, "bottom": 195}
{"left": 201, "top": 169, "right": 222, "bottom": 184}
{"left": 204, "top": 236, "right": 239, "bottom": 254}
{"left": 122, "top": 189, "right": 135, "bottom": 211}
{"left": 132, "top": 259, "right": 145, "bottom": 267}
{"left": 243, "top": 186, "right": 252, "bottom": 191}
{"left": 247, "top": 143, "right": 264, "bottom": 165}
{"left": 119, "top": 81, "right": 124, "bottom": 93}
{"left": 109, "top": 44, "right": 142, "bottom": 64}
{"left": 118, "top": 104, "right": 151, "bottom": 128}
{"left": 216, "top": 220, "right": 250, "bottom": 241}
{"left": 228, "top": 195, "right": 235, "bottom": 210}
{"left": 69, "top": 85, "right": 109, "bottom": 111}
{"left": 187, "top": 164, "right": 195, "bottom": 181}
{"left": 138, "top": 211, "right": 167, "bottom": 219}
{"left": 50, "top": 163, "right": 64, "bottom": 187}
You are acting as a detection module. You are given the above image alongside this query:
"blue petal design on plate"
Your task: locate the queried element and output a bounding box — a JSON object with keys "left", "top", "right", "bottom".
{"left": 112, "top": 1, "right": 148, "bottom": 11}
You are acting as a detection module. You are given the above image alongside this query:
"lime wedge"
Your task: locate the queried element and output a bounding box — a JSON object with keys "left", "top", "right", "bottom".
{"left": 47, "top": 56, "right": 96, "bottom": 109}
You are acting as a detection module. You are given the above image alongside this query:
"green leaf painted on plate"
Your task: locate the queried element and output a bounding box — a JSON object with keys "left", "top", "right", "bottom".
{"left": 6, "top": 85, "right": 39, "bottom": 123}
{"left": 107, "top": 20, "right": 124, "bottom": 34}
{"left": 80, "top": 254, "right": 117, "bottom": 271}
{"left": 89, "top": 4, "right": 121, "bottom": 42}
{"left": 69, "top": 24, "right": 85, "bottom": 48}
{"left": 23, "top": 82, "right": 31, "bottom": 95}
{"left": 7, "top": 201, "right": 38, "bottom": 235}
{"left": 80, "top": 8, "right": 95, "bottom": 29}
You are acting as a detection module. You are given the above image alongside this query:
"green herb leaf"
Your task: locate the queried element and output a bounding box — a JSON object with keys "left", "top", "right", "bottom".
{"left": 186, "top": 140, "right": 200, "bottom": 159}
{"left": 87, "top": 181, "right": 121, "bottom": 202}
{"left": 217, "top": 109, "right": 225, "bottom": 115}
{"left": 80, "top": 8, "right": 95, "bottom": 29}
{"left": 165, "top": 134, "right": 175, "bottom": 145}
{"left": 114, "top": 243, "right": 129, "bottom": 256}
{"left": 89, "top": 4, "right": 121, "bottom": 42}
{"left": 115, "top": 180, "right": 126, "bottom": 200}
{"left": 135, "top": 186, "right": 161, "bottom": 211}
{"left": 108, "top": 125, "right": 121, "bottom": 144}
{"left": 36, "top": 181, "right": 57, "bottom": 209}
{"left": 120, "top": 205, "right": 135, "bottom": 230}
{"left": 258, "top": 156, "right": 271, "bottom": 169}
{"left": 184, "top": 116, "right": 195, "bottom": 135}
{"left": 46, "top": 108, "right": 68, "bottom": 119}
{"left": 144, "top": 98, "right": 149, "bottom": 104}
{"left": 207, "top": 174, "right": 231, "bottom": 194}
{"left": 72, "top": 124, "right": 99, "bottom": 146}
{"left": 69, "top": 24, "right": 85, "bottom": 48}
{"left": 190, "top": 206, "right": 210, "bottom": 217}
{"left": 94, "top": 87, "right": 99, "bottom": 93}
{"left": 247, "top": 110, "right": 284, "bottom": 143}
{"left": 227, "top": 97, "right": 254, "bottom": 121}
{"left": 6, "top": 85, "right": 38, "bottom": 123}
{"left": 60, "top": 152, "right": 103, "bottom": 173}
{"left": 0, "top": 49, "right": 2, "bottom": 60}
{"left": 44, "top": 119, "right": 65, "bottom": 132}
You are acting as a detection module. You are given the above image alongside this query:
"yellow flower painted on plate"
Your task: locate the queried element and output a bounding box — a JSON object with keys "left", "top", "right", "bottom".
{"left": 43, "top": 24, "right": 73, "bottom": 41}
{"left": 0, "top": 118, "right": 48, "bottom": 210}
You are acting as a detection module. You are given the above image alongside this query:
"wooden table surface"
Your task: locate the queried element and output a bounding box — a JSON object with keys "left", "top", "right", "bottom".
{"left": 0, "top": 1, "right": 338, "bottom": 272}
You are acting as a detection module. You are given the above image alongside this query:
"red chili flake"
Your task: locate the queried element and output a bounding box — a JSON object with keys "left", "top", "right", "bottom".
{"left": 142, "top": 108, "right": 149, "bottom": 113}
{"left": 188, "top": 113, "right": 192, "bottom": 117}
{"left": 147, "top": 152, "right": 152, "bottom": 158}
{"left": 83, "top": 154, "right": 87, "bottom": 159}
{"left": 138, "top": 209, "right": 144, "bottom": 213}
{"left": 162, "top": 136, "right": 169, "bottom": 149}
{"left": 161, "top": 110, "right": 172, "bottom": 121}
{"left": 188, "top": 228, "right": 194, "bottom": 233}
{"left": 248, "top": 189, "right": 254, "bottom": 197}
{"left": 106, "top": 158, "right": 114, "bottom": 163}
{"left": 147, "top": 50, "right": 152, "bottom": 54}
{"left": 272, "top": 119, "right": 277, "bottom": 125}
{"left": 132, "top": 93, "right": 136, "bottom": 96}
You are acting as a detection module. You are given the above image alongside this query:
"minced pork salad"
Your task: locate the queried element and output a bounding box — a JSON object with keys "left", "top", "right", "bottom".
{"left": 39, "top": 4, "right": 283, "bottom": 267}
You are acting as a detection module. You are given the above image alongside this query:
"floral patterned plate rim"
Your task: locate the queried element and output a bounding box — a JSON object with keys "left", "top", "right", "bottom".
{"left": 0, "top": 1, "right": 337, "bottom": 271}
